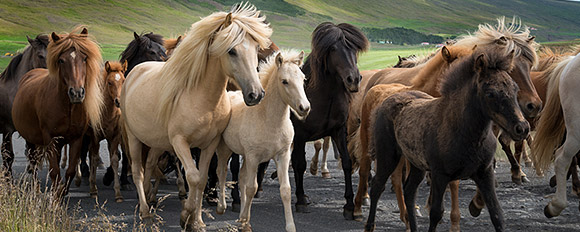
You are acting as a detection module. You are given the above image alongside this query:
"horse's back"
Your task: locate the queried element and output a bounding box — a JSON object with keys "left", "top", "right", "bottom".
{"left": 559, "top": 53, "right": 580, "bottom": 134}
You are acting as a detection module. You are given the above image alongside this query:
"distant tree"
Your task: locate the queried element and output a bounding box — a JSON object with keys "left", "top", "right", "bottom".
{"left": 362, "top": 27, "right": 444, "bottom": 45}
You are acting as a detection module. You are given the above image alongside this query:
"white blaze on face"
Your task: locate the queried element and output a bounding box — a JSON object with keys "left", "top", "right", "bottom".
{"left": 70, "top": 51, "right": 76, "bottom": 59}
{"left": 242, "top": 40, "right": 249, "bottom": 51}
{"left": 115, "top": 73, "right": 121, "bottom": 81}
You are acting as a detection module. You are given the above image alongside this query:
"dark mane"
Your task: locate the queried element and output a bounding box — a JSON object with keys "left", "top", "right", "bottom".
{"left": 306, "top": 22, "right": 369, "bottom": 89}
{"left": 440, "top": 47, "right": 514, "bottom": 96}
{"left": 0, "top": 53, "right": 24, "bottom": 83}
{"left": 119, "top": 32, "right": 164, "bottom": 63}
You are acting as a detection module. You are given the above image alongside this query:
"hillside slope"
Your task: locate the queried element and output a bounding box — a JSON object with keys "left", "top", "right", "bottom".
{"left": 0, "top": 0, "right": 579, "bottom": 47}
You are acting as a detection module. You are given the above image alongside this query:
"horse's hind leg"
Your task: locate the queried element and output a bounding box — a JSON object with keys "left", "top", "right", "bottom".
{"left": 472, "top": 166, "right": 504, "bottom": 231}
{"left": 427, "top": 173, "right": 449, "bottom": 232}
{"left": 404, "top": 165, "right": 426, "bottom": 232}
{"left": 354, "top": 150, "right": 373, "bottom": 221}
{"left": 545, "top": 136, "right": 580, "bottom": 217}
{"left": 321, "top": 136, "right": 331, "bottom": 178}
{"left": 230, "top": 153, "right": 241, "bottom": 212}
{"left": 107, "top": 138, "right": 123, "bottom": 202}
{"left": 392, "top": 158, "right": 409, "bottom": 229}
{"left": 1, "top": 132, "right": 15, "bottom": 177}
{"left": 571, "top": 154, "right": 580, "bottom": 197}
{"left": 144, "top": 148, "right": 164, "bottom": 206}
{"left": 88, "top": 137, "right": 100, "bottom": 198}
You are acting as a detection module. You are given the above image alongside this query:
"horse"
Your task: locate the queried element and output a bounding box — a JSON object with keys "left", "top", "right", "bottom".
{"left": 120, "top": 32, "right": 167, "bottom": 75}
{"left": 120, "top": 3, "right": 272, "bottom": 229}
{"left": 0, "top": 34, "right": 49, "bottom": 176}
{"left": 81, "top": 61, "right": 126, "bottom": 202}
{"left": 255, "top": 22, "right": 369, "bottom": 220}
{"left": 350, "top": 17, "right": 539, "bottom": 230}
{"left": 531, "top": 51, "right": 580, "bottom": 218}
{"left": 215, "top": 50, "right": 308, "bottom": 231}
{"left": 364, "top": 47, "right": 529, "bottom": 232}
{"left": 11, "top": 28, "right": 103, "bottom": 196}
{"left": 164, "top": 35, "right": 183, "bottom": 57}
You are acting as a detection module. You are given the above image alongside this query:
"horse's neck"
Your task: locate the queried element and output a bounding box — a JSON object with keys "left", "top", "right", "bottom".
{"left": 197, "top": 57, "right": 228, "bottom": 104}
{"left": 439, "top": 85, "right": 491, "bottom": 142}
{"left": 411, "top": 55, "right": 446, "bottom": 97}
{"left": 531, "top": 71, "right": 547, "bottom": 102}
{"left": 15, "top": 50, "right": 35, "bottom": 81}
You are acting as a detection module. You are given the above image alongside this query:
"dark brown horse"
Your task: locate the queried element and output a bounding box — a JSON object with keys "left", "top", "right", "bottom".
{"left": 365, "top": 47, "right": 529, "bottom": 232}
{"left": 120, "top": 32, "right": 167, "bottom": 75}
{"left": 11, "top": 28, "right": 103, "bottom": 195}
{"left": 85, "top": 61, "right": 127, "bottom": 202}
{"left": 0, "top": 34, "right": 49, "bottom": 176}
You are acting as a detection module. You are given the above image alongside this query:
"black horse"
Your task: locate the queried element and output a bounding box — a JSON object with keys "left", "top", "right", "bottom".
{"left": 0, "top": 34, "right": 49, "bottom": 176}
{"left": 364, "top": 47, "right": 529, "bottom": 231}
{"left": 254, "top": 22, "right": 368, "bottom": 219}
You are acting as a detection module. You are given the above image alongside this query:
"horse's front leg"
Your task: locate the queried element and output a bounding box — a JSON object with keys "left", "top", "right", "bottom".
{"left": 275, "top": 149, "right": 296, "bottom": 232}
{"left": 291, "top": 139, "right": 308, "bottom": 213}
{"left": 499, "top": 133, "right": 522, "bottom": 185}
{"left": 63, "top": 137, "right": 81, "bottom": 197}
{"left": 449, "top": 180, "right": 461, "bottom": 232}
{"left": 126, "top": 130, "right": 151, "bottom": 219}
{"left": 107, "top": 137, "right": 123, "bottom": 202}
{"left": 472, "top": 166, "right": 504, "bottom": 231}
{"left": 332, "top": 126, "right": 355, "bottom": 220}
{"left": 514, "top": 141, "right": 529, "bottom": 183}
{"left": 88, "top": 136, "right": 101, "bottom": 198}
{"left": 321, "top": 136, "right": 331, "bottom": 178}
{"left": 215, "top": 143, "right": 232, "bottom": 214}
{"left": 309, "top": 139, "right": 321, "bottom": 176}
{"left": 230, "top": 153, "right": 241, "bottom": 212}
{"left": 238, "top": 156, "right": 259, "bottom": 231}
{"left": 191, "top": 140, "right": 220, "bottom": 229}
{"left": 1, "top": 132, "right": 15, "bottom": 177}
{"left": 404, "top": 165, "right": 426, "bottom": 232}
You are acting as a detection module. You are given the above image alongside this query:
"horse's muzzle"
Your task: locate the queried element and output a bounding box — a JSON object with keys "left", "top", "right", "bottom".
{"left": 68, "top": 87, "right": 85, "bottom": 104}
{"left": 244, "top": 89, "right": 265, "bottom": 106}
{"left": 114, "top": 98, "right": 121, "bottom": 108}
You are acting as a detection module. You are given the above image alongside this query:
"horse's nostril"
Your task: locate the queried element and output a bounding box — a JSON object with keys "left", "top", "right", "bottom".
{"left": 526, "top": 103, "right": 535, "bottom": 111}
{"left": 248, "top": 92, "right": 256, "bottom": 100}
{"left": 347, "top": 76, "right": 353, "bottom": 84}
{"left": 68, "top": 88, "right": 75, "bottom": 96}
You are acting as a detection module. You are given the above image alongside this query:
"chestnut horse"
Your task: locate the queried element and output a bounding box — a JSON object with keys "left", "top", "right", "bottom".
{"left": 365, "top": 47, "right": 528, "bottom": 232}
{"left": 120, "top": 4, "right": 272, "bottom": 230}
{"left": 84, "top": 61, "right": 127, "bottom": 202}
{"left": 0, "top": 34, "right": 49, "bottom": 176}
{"left": 11, "top": 28, "right": 103, "bottom": 195}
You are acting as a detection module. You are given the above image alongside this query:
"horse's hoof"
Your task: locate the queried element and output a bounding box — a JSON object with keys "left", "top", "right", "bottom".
{"left": 544, "top": 205, "right": 556, "bottom": 218}
{"left": 521, "top": 176, "right": 530, "bottom": 183}
{"left": 295, "top": 204, "right": 310, "bottom": 213}
{"left": 115, "top": 197, "right": 123, "bottom": 203}
{"left": 364, "top": 223, "right": 375, "bottom": 232}
{"left": 322, "top": 171, "right": 331, "bottom": 179}
{"left": 254, "top": 190, "right": 262, "bottom": 198}
{"left": 414, "top": 205, "right": 423, "bottom": 217}
{"left": 121, "top": 184, "right": 134, "bottom": 191}
{"left": 103, "top": 167, "right": 114, "bottom": 186}
{"left": 450, "top": 224, "right": 461, "bottom": 232}
{"left": 343, "top": 208, "right": 355, "bottom": 220}
{"left": 232, "top": 202, "right": 241, "bottom": 213}
{"left": 549, "top": 175, "right": 557, "bottom": 188}
{"left": 354, "top": 211, "right": 364, "bottom": 222}
{"left": 363, "top": 197, "right": 371, "bottom": 206}
{"left": 271, "top": 171, "right": 278, "bottom": 179}
{"left": 511, "top": 176, "right": 522, "bottom": 185}
{"left": 310, "top": 165, "right": 318, "bottom": 176}
{"left": 469, "top": 200, "right": 482, "bottom": 217}
{"left": 240, "top": 223, "right": 252, "bottom": 232}
{"left": 304, "top": 194, "right": 311, "bottom": 205}
{"left": 217, "top": 205, "right": 226, "bottom": 215}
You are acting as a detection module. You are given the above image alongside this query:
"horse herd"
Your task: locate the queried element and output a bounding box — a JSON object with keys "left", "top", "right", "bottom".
{"left": 0, "top": 3, "right": 579, "bottom": 232}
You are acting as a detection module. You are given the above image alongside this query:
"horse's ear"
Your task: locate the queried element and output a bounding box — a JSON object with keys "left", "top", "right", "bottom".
{"left": 80, "top": 28, "right": 88, "bottom": 35}
{"left": 133, "top": 32, "right": 140, "bottom": 41}
{"left": 495, "top": 36, "right": 507, "bottom": 45}
{"left": 527, "top": 36, "right": 536, "bottom": 44}
{"left": 122, "top": 60, "right": 128, "bottom": 72}
{"left": 475, "top": 53, "right": 487, "bottom": 73}
{"left": 223, "top": 13, "right": 233, "bottom": 29}
{"left": 51, "top": 32, "right": 60, "bottom": 43}
{"left": 275, "top": 52, "right": 283, "bottom": 68}
{"left": 26, "top": 35, "right": 34, "bottom": 44}
{"left": 471, "top": 45, "right": 477, "bottom": 51}
{"left": 297, "top": 51, "right": 305, "bottom": 66}
{"left": 176, "top": 35, "right": 183, "bottom": 44}
{"left": 441, "top": 46, "right": 452, "bottom": 62}
{"left": 398, "top": 55, "right": 402, "bottom": 62}
{"left": 105, "top": 61, "right": 111, "bottom": 72}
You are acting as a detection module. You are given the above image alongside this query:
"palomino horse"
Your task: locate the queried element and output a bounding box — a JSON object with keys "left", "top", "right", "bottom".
{"left": 120, "top": 4, "right": 272, "bottom": 230}
{"left": 215, "top": 50, "right": 309, "bottom": 231}
{"left": 254, "top": 22, "right": 368, "bottom": 219}
{"left": 11, "top": 28, "right": 103, "bottom": 195}
{"left": 531, "top": 52, "right": 580, "bottom": 218}
{"left": 83, "top": 61, "right": 127, "bottom": 202}
{"left": 0, "top": 34, "right": 49, "bottom": 176}
{"left": 365, "top": 47, "right": 529, "bottom": 232}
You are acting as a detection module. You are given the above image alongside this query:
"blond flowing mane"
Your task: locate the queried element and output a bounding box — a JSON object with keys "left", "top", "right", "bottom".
{"left": 455, "top": 16, "right": 538, "bottom": 66}
{"left": 46, "top": 27, "right": 104, "bottom": 130}
{"left": 157, "top": 3, "right": 272, "bottom": 125}
{"left": 258, "top": 49, "right": 303, "bottom": 88}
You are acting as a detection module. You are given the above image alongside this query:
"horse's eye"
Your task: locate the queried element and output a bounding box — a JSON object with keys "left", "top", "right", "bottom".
{"left": 58, "top": 59, "right": 64, "bottom": 64}
{"left": 108, "top": 82, "right": 113, "bottom": 86}
{"left": 282, "top": 80, "right": 289, "bottom": 85}
{"left": 150, "top": 51, "right": 156, "bottom": 55}
{"left": 486, "top": 92, "right": 495, "bottom": 99}
{"left": 228, "top": 49, "right": 237, "bottom": 56}
{"left": 83, "top": 57, "right": 87, "bottom": 62}
{"left": 38, "top": 55, "right": 45, "bottom": 60}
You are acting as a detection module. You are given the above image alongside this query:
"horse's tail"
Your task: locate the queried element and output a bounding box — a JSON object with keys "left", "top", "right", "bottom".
{"left": 531, "top": 57, "right": 573, "bottom": 174}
